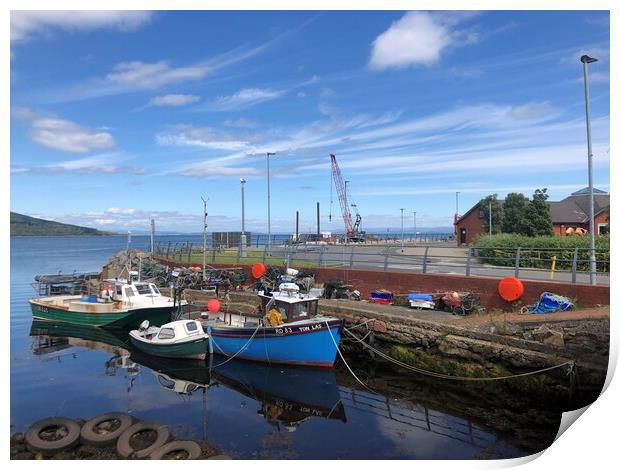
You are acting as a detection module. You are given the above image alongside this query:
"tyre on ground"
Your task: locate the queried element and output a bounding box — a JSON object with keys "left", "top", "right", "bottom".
{"left": 116, "top": 421, "right": 170, "bottom": 459}
{"left": 25, "top": 417, "right": 81, "bottom": 456}
{"left": 80, "top": 412, "right": 135, "bottom": 447}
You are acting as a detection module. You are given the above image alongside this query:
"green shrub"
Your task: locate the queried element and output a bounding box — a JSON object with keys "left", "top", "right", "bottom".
{"left": 472, "top": 234, "right": 610, "bottom": 272}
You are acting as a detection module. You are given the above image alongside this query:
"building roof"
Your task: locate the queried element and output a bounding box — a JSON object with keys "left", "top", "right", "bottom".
{"left": 455, "top": 189, "right": 610, "bottom": 226}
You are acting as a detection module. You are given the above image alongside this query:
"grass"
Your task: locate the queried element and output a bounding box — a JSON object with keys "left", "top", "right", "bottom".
{"left": 163, "top": 249, "right": 336, "bottom": 268}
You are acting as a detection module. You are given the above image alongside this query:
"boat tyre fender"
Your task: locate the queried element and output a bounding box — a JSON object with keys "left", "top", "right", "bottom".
{"left": 149, "top": 440, "right": 202, "bottom": 460}
{"left": 116, "top": 421, "right": 170, "bottom": 459}
{"left": 80, "top": 412, "right": 135, "bottom": 447}
{"left": 25, "top": 417, "right": 81, "bottom": 455}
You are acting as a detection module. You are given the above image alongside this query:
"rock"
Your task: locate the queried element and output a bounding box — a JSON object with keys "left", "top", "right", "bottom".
{"left": 531, "top": 325, "right": 565, "bottom": 348}
{"left": 373, "top": 320, "right": 387, "bottom": 333}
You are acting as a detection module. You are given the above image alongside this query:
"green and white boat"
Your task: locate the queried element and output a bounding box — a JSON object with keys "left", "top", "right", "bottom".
{"left": 29, "top": 280, "right": 179, "bottom": 329}
{"left": 129, "top": 319, "right": 210, "bottom": 360}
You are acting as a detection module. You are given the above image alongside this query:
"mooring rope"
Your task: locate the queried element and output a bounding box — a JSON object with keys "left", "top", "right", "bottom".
{"left": 325, "top": 321, "right": 378, "bottom": 394}
{"left": 209, "top": 321, "right": 263, "bottom": 369}
{"left": 343, "top": 326, "right": 575, "bottom": 382}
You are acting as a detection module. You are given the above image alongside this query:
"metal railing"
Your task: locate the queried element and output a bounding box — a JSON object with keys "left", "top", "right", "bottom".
{"left": 154, "top": 242, "right": 609, "bottom": 285}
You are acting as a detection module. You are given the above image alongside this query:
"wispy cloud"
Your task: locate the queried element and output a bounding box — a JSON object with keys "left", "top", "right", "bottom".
{"left": 223, "top": 118, "right": 257, "bottom": 128}
{"left": 13, "top": 107, "right": 115, "bottom": 153}
{"left": 206, "top": 88, "right": 285, "bottom": 111}
{"left": 173, "top": 164, "right": 262, "bottom": 178}
{"left": 148, "top": 94, "right": 201, "bottom": 107}
{"left": 156, "top": 124, "right": 263, "bottom": 151}
{"left": 11, "top": 154, "right": 146, "bottom": 175}
{"left": 104, "top": 61, "right": 209, "bottom": 89}
{"left": 369, "top": 11, "right": 479, "bottom": 70}
{"left": 11, "top": 10, "right": 153, "bottom": 42}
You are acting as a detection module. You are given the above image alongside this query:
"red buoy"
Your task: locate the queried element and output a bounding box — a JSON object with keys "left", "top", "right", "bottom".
{"left": 207, "top": 299, "right": 221, "bottom": 312}
{"left": 498, "top": 276, "right": 524, "bottom": 302}
{"left": 251, "top": 263, "right": 267, "bottom": 279}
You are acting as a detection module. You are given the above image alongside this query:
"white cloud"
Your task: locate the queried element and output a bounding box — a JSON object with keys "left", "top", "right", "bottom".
{"left": 296, "top": 91, "right": 307, "bottom": 99}
{"left": 12, "top": 154, "right": 146, "bottom": 175}
{"left": 13, "top": 108, "right": 115, "bottom": 153}
{"left": 369, "top": 11, "right": 478, "bottom": 70}
{"left": 156, "top": 124, "right": 263, "bottom": 151}
{"left": 149, "top": 94, "right": 201, "bottom": 107}
{"left": 223, "top": 118, "right": 257, "bottom": 128}
{"left": 210, "top": 88, "right": 285, "bottom": 111}
{"left": 11, "top": 11, "right": 153, "bottom": 42}
{"left": 106, "top": 208, "right": 136, "bottom": 215}
{"left": 174, "top": 165, "right": 262, "bottom": 178}
{"left": 507, "top": 101, "right": 558, "bottom": 121}
{"left": 104, "top": 61, "right": 209, "bottom": 89}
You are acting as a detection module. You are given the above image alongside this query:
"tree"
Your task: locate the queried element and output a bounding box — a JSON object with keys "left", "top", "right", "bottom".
{"left": 502, "top": 193, "right": 530, "bottom": 234}
{"left": 526, "top": 188, "right": 553, "bottom": 236}
{"left": 478, "top": 194, "right": 504, "bottom": 235}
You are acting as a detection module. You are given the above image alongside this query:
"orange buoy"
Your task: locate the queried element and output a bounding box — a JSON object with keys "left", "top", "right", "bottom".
{"left": 498, "top": 276, "right": 524, "bottom": 302}
{"left": 207, "top": 299, "right": 221, "bottom": 312}
{"left": 251, "top": 263, "right": 267, "bottom": 279}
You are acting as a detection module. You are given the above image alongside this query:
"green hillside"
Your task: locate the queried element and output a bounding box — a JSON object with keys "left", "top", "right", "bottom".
{"left": 10, "top": 212, "right": 114, "bottom": 236}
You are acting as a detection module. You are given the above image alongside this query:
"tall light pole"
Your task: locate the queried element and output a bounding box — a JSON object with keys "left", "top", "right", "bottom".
{"left": 400, "top": 208, "right": 405, "bottom": 251}
{"left": 266, "top": 152, "right": 276, "bottom": 249}
{"left": 455, "top": 191, "right": 460, "bottom": 235}
{"left": 201, "top": 196, "right": 209, "bottom": 280}
{"left": 344, "top": 180, "right": 349, "bottom": 244}
{"left": 240, "top": 178, "right": 247, "bottom": 258}
{"left": 413, "top": 211, "right": 417, "bottom": 239}
{"left": 581, "top": 54, "right": 598, "bottom": 285}
{"left": 489, "top": 199, "right": 493, "bottom": 237}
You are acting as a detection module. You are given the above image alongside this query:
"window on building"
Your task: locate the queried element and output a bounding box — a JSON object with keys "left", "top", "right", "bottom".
{"left": 598, "top": 224, "right": 609, "bottom": 235}
{"left": 478, "top": 208, "right": 485, "bottom": 219}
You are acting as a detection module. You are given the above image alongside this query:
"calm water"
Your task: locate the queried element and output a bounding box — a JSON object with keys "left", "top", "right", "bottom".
{"left": 10, "top": 236, "right": 563, "bottom": 459}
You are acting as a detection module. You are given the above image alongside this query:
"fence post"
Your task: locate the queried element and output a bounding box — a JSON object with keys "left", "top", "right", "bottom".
{"left": 465, "top": 247, "right": 472, "bottom": 276}
{"left": 318, "top": 245, "right": 325, "bottom": 267}
{"left": 188, "top": 243, "right": 193, "bottom": 263}
{"left": 262, "top": 244, "right": 268, "bottom": 264}
{"left": 572, "top": 248, "right": 579, "bottom": 283}
{"left": 349, "top": 245, "right": 355, "bottom": 268}
{"left": 236, "top": 243, "right": 241, "bottom": 264}
{"left": 211, "top": 247, "right": 216, "bottom": 264}
{"left": 422, "top": 246, "right": 429, "bottom": 273}
{"left": 514, "top": 246, "right": 521, "bottom": 277}
{"left": 166, "top": 242, "right": 171, "bottom": 259}
{"left": 383, "top": 247, "right": 389, "bottom": 271}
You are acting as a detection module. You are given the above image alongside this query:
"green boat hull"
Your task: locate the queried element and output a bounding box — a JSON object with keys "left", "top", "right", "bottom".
{"left": 129, "top": 335, "right": 208, "bottom": 360}
{"left": 30, "top": 303, "right": 173, "bottom": 329}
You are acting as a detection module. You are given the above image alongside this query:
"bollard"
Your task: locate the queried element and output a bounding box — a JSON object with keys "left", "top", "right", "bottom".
{"left": 465, "top": 248, "right": 472, "bottom": 276}
{"left": 422, "top": 246, "right": 429, "bottom": 273}
{"left": 514, "top": 247, "right": 521, "bottom": 278}
{"left": 549, "top": 255, "right": 557, "bottom": 280}
{"left": 572, "top": 248, "right": 579, "bottom": 283}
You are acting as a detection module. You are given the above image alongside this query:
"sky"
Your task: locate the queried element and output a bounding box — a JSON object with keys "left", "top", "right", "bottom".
{"left": 9, "top": 10, "right": 611, "bottom": 234}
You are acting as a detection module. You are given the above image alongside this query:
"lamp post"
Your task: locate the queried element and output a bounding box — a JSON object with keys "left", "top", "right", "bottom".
{"left": 489, "top": 199, "right": 493, "bottom": 237}
{"left": 201, "top": 196, "right": 209, "bottom": 280}
{"left": 240, "top": 178, "right": 247, "bottom": 258}
{"left": 455, "top": 191, "right": 460, "bottom": 235}
{"left": 400, "top": 208, "right": 405, "bottom": 252}
{"left": 266, "top": 152, "right": 276, "bottom": 249}
{"left": 413, "top": 211, "right": 417, "bottom": 240}
{"left": 581, "top": 54, "right": 598, "bottom": 285}
{"left": 344, "top": 180, "right": 349, "bottom": 244}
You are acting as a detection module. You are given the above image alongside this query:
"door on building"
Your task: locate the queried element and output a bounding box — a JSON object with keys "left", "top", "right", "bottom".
{"left": 459, "top": 228, "right": 467, "bottom": 244}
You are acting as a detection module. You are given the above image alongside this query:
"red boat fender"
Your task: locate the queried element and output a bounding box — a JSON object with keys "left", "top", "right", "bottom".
{"left": 498, "top": 276, "right": 524, "bottom": 302}
{"left": 207, "top": 299, "right": 221, "bottom": 312}
{"left": 251, "top": 263, "right": 267, "bottom": 279}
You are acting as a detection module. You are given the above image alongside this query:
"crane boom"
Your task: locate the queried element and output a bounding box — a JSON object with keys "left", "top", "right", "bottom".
{"left": 330, "top": 153, "right": 355, "bottom": 237}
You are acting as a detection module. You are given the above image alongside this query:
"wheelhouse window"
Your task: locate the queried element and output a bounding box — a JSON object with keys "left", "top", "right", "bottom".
{"left": 124, "top": 287, "right": 134, "bottom": 297}
{"left": 135, "top": 284, "right": 152, "bottom": 295}
{"left": 150, "top": 285, "right": 161, "bottom": 295}
{"left": 158, "top": 328, "right": 175, "bottom": 340}
{"left": 289, "top": 300, "right": 318, "bottom": 321}
{"left": 184, "top": 322, "right": 199, "bottom": 334}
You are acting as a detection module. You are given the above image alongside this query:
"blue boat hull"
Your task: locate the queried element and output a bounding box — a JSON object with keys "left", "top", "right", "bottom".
{"left": 209, "top": 318, "right": 344, "bottom": 368}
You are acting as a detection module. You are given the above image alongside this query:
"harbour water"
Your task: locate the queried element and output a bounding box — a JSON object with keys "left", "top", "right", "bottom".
{"left": 10, "top": 235, "right": 565, "bottom": 459}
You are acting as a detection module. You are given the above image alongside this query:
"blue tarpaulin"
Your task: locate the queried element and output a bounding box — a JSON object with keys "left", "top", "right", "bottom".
{"left": 527, "top": 292, "right": 573, "bottom": 314}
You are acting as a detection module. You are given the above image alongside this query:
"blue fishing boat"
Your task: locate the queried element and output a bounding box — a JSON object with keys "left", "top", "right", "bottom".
{"left": 205, "top": 283, "right": 344, "bottom": 368}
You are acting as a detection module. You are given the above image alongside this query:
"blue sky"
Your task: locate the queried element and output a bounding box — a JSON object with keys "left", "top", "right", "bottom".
{"left": 10, "top": 10, "right": 610, "bottom": 233}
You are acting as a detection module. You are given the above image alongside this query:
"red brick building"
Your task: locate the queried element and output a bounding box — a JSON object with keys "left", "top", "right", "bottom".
{"left": 454, "top": 188, "right": 610, "bottom": 245}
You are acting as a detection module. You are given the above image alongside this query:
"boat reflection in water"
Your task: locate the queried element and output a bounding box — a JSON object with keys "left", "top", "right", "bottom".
{"left": 29, "top": 320, "right": 347, "bottom": 431}
{"left": 131, "top": 351, "right": 347, "bottom": 429}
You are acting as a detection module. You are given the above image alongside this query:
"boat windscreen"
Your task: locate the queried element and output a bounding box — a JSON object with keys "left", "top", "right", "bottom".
{"left": 135, "top": 284, "right": 152, "bottom": 295}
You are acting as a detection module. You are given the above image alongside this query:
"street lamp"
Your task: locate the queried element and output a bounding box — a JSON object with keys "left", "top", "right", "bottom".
{"left": 400, "top": 208, "right": 405, "bottom": 252}
{"left": 201, "top": 196, "right": 209, "bottom": 280}
{"left": 240, "top": 178, "right": 247, "bottom": 258}
{"left": 413, "top": 211, "right": 417, "bottom": 239}
{"left": 266, "top": 152, "right": 276, "bottom": 249}
{"left": 344, "top": 180, "right": 349, "bottom": 244}
{"left": 455, "top": 191, "right": 460, "bottom": 235}
{"left": 581, "top": 54, "right": 598, "bottom": 285}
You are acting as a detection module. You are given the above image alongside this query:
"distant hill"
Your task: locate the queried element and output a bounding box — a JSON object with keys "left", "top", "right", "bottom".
{"left": 10, "top": 212, "right": 114, "bottom": 236}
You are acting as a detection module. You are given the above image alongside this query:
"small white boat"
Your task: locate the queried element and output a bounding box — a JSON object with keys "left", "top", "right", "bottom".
{"left": 129, "top": 319, "right": 210, "bottom": 360}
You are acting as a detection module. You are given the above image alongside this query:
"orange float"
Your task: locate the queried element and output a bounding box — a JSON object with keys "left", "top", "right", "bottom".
{"left": 207, "top": 299, "right": 221, "bottom": 312}
{"left": 251, "top": 263, "right": 267, "bottom": 279}
{"left": 498, "top": 276, "right": 524, "bottom": 302}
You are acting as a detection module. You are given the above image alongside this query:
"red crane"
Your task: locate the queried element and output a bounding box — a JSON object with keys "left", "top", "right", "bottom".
{"left": 330, "top": 153, "right": 362, "bottom": 239}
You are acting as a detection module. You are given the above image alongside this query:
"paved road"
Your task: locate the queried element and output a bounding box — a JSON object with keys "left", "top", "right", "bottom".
{"left": 268, "top": 243, "right": 609, "bottom": 286}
